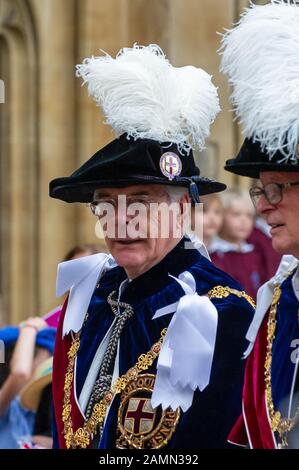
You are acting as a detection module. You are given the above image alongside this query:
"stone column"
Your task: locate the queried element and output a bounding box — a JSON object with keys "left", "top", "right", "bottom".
{"left": 168, "top": 0, "right": 237, "bottom": 186}
{"left": 32, "top": 0, "right": 77, "bottom": 313}
{"left": 76, "top": 0, "right": 128, "bottom": 245}
{"left": 0, "top": 0, "right": 38, "bottom": 324}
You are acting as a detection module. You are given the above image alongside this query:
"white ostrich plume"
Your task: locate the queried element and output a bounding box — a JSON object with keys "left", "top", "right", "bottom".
{"left": 76, "top": 44, "right": 220, "bottom": 154}
{"left": 220, "top": 0, "right": 299, "bottom": 162}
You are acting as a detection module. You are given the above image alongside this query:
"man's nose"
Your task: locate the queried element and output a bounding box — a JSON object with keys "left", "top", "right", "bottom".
{"left": 115, "top": 207, "right": 129, "bottom": 226}
{"left": 256, "top": 194, "right": 275, "bottom": 215}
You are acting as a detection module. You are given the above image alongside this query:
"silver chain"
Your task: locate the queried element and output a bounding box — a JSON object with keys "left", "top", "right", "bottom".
{"left": 85, "top": 291, "right": 134, "bottom": 422}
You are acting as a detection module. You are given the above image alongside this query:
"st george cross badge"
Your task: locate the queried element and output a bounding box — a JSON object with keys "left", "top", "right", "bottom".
{"left": 124, "top": 397, "right": 155, "bottom": 435}
{"left": 159, "top": 152, "right": 182, "bottom": 181}
{"left": 116, "top": 374, "right": 180, "bottom": 449}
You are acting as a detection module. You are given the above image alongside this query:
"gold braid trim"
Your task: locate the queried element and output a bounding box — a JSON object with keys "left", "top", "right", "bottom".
{"left": 207, "top": 285, "right": 256, "bottom": 309}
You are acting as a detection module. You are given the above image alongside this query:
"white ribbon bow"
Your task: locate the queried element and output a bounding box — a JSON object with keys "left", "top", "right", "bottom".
{"left": 151, "top": 270, "right": 218, "bottom": 412}
{"left": 243, "top": 254, "right": 299, "bottom": 358}
{"left": 56, "top": 253, "right": 117, "bottom": 337}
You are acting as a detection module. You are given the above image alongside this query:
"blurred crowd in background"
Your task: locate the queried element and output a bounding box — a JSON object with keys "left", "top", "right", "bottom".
{"left": 202, "top": 188, "right": 281, "bottom": 299}
{"left": 0, "top": 191, "right": 279, "bottom": 449}
{"left": 0, "top": 243, "right": 105, "bottom": 449}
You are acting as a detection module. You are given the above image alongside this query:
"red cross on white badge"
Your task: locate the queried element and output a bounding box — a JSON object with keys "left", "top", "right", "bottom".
{"left": 159, "top": 152, "right": 182, "bottom": 180}
{"left": 125, "top": 397, "right": 156, "bottom": 435}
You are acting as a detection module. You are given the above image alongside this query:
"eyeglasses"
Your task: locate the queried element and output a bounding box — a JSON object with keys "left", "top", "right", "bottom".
{"left": 249, "top": 181, "right": 299, "bottom": 208}
{"left": 88, "top": 195, "right": 167, "bottom": 216}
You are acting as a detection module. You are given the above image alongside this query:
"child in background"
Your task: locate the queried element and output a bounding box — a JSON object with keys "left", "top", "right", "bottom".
{"left": 210, "top": 188, "right": 266, "bottom": 299}
{"left": 201, "top": 194, "right": 224, "bottom": 250}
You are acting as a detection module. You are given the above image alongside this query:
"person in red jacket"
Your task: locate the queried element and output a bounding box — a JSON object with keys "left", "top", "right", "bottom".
{"left": 209, "top": 188, "right": 266, "bottom": 299}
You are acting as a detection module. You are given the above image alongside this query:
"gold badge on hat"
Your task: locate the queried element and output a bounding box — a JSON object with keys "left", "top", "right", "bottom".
{"left": 159, "top": 152, "right": 182, "bottom": 181}
{"left": 116, "top": 374, "right": 180, "bottom": 449}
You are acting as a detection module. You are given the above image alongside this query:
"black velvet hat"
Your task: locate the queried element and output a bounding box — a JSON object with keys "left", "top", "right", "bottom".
{"left": 224, "top": 138, "right": 299, "bottom": 179}
{"left": 49, "top": 44, "right": 226, "bottom": 203}
{"left": 50, "top": 134, "right": 226, "bottom": 203}
{"left": 220, "top": 1, "right": 299, "bottom": 180}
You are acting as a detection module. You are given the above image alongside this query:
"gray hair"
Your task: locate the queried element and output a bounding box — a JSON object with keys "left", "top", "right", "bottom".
{"left": 164, "top": 186, "right": 189, "bottom": 203}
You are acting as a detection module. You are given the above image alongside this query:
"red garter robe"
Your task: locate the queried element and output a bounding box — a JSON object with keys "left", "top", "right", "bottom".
{"left": 228, "top": 312, "right": 276, "bottom": 449}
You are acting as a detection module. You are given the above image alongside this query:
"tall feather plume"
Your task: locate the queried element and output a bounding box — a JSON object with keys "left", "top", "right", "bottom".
{"left": 220, "top": 0, "right": 299, "bottom": 162}
{"left": 76, "top": 44, "right": 220, "bottom": 154}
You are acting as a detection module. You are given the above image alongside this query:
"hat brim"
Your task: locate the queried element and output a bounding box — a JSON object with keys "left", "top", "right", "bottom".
{"left": 224, "top": 160, "right": 299, "bottom": 179}
{"left": 20, "top": 357, "right": 53, "bottom": 412}
{"left": 50, "top": 175, "right": 226, "bottom": 203}
{"left": 224, "top": 138, "right": 299, "bottom": 178}
{"left": 20, "top": 373, "right": 52, "bottom": 412}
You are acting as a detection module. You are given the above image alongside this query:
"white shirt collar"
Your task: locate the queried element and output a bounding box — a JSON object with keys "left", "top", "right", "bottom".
{"left": 56, "top": 253, "right": 117, "bottom": 337}
{"left": 209, "top": 236, "right": 254, "bottom": 254}
{"left": 291, "top": 265, "right": 299, "bottom": 303}
{"left": 56, "top": 236, "right": 210, "bottom": 338}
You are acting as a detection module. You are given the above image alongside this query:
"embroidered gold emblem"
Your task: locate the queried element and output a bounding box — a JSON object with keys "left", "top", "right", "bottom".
{"left": 62, "top": 329, "right": 167, "bottom": 448}
{"left": 116, "top": 374, "right": 180, "bottom": 449}
{"left": 207, "top": 285, "right": 255, "bottom": 309}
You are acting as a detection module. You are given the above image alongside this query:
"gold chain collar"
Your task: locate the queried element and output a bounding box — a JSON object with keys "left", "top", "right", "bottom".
{"left": 265, "top": 283, "right": 299, "bottom": 448}
{"left": 61, "top": 285, "right": 254, "bottom": 449}
{"left": 63, "top": 328, "right": 167, "bottom": 449}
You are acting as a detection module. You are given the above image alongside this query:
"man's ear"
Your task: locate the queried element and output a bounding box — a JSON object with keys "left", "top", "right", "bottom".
{"left": 177, "top": 193, "right": 192, "bottom": 235}
{"left": 179, "top": 192, "right": 191, "bottom": 214}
